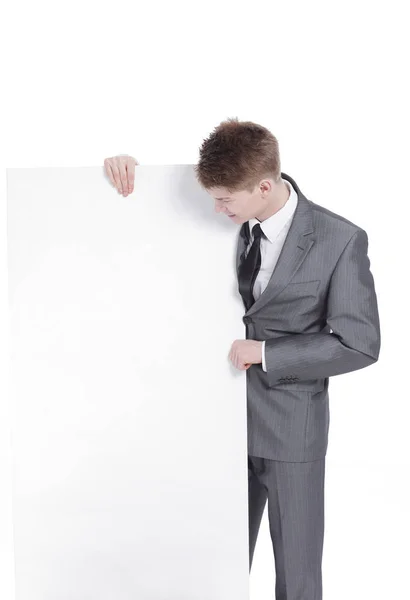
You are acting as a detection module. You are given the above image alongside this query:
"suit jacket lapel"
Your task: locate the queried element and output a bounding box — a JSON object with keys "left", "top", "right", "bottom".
{"left": 236, "top": 172, "right": 316, "bottom": 316}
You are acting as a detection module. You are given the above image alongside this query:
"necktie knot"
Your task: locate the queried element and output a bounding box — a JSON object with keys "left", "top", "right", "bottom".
{"left": 251, "top": 223, "right": 263, "bottom": 240}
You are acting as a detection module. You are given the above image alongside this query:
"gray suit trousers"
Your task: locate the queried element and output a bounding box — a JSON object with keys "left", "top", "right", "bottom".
{"left": 248, "top": 455, "right": 326, "bottom": 600}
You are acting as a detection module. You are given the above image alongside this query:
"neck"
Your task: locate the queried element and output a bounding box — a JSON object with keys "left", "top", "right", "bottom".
{"left": 257, "top": 180, "right": 290, "bottom": 222}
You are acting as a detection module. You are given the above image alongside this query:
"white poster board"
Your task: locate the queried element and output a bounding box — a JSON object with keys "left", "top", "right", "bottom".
{"left": 7, "top": 165, "right": 249, "bottom": 600}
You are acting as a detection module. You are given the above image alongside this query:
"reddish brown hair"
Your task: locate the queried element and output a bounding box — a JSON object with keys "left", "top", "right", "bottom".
{"left": 194, "top": 117, "right": 282, "bottom": 194}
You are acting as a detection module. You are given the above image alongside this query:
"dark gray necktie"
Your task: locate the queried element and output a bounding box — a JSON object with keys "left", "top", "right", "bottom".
{"left": 238, "top": 223, "right": 263, "bottom": 311}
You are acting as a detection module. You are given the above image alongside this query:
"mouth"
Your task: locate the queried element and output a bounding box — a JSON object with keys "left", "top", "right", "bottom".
{"left": 228, "top": 214, "right": 236, "bottom": 218}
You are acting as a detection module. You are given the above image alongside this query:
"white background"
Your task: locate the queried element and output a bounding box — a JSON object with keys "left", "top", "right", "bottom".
{"left": 1, "top": 1, "right": 409, "bottom": 598}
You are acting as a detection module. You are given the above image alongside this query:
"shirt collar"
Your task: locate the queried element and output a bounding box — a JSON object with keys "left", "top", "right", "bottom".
{"left": 248, "top": 179, "right": 298, "bottom": 243}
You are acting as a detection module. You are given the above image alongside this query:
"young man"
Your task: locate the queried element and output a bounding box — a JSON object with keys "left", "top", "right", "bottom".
{"left": 104, "top": 118, "right": 381, "bottom": 600}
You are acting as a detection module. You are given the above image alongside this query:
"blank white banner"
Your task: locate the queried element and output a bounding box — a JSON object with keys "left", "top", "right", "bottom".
{"left": 7, "top": 165, "right": 249, "bottom": 600}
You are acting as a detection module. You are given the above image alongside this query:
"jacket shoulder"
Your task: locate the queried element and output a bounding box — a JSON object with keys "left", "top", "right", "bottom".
{"left": 307, "top": 198, "right": 366, "bottom": 239}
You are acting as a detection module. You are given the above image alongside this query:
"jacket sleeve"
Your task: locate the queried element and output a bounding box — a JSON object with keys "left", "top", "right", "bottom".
{"left": 264, "top": 228, "right": 381, "bottom": 386}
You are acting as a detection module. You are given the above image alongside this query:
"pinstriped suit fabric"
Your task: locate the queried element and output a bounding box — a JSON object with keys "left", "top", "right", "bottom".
{"left": 248, "top": 455, "right": 325, "bottom": 599}
{"left": 236, "top": 172, "right": 381, "bottom": 462}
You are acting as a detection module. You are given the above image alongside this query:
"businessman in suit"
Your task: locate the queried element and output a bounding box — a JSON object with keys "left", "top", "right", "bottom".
{"left": 104, "top": 118, "right": 381, "bottom": 600}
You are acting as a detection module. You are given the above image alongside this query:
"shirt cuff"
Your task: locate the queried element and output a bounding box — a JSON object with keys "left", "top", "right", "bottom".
{"left": 262, "top": 340, "right": 267, "bottom": 372}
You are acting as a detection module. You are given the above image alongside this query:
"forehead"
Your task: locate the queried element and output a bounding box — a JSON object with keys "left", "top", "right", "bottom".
{"left": 207, "top": 187, "right": 235, "bottom": 200}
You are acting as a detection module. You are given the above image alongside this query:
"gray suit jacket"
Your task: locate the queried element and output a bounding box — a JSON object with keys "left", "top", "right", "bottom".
{"left": 237, "top": 172, "right": 381, "bottom": 461}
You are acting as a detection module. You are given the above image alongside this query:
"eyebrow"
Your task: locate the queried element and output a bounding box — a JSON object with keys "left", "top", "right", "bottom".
{"left": 215, "top": 197, "right": 231, "bottom": 200}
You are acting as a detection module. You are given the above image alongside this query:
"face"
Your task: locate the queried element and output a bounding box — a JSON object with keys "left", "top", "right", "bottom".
{"left": 207, "top": 179, "right": 273, "bottom": 224}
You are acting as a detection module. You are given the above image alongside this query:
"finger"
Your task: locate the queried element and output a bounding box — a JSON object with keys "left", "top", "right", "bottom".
{"left": 116, "top": 158, "right": 129, "bottom": 195}
{"left": 108, "top": 160, "right": 123, "bottom": 193}
{"left": 104, "top": 160, "right": 117, "bottom": 189}
{"left": 234, "top": 349, "right": 240, "bottom": 370}
{"left": 126, "top": 157, "right": 136, "bottom": 193}
{"left": 231, "top": 347, "right": 235, "bottom": 367}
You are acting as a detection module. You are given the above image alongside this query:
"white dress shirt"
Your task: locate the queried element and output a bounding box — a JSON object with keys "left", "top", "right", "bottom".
{"left": 245, "top": 179, "right": 298, "bottom": 372}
